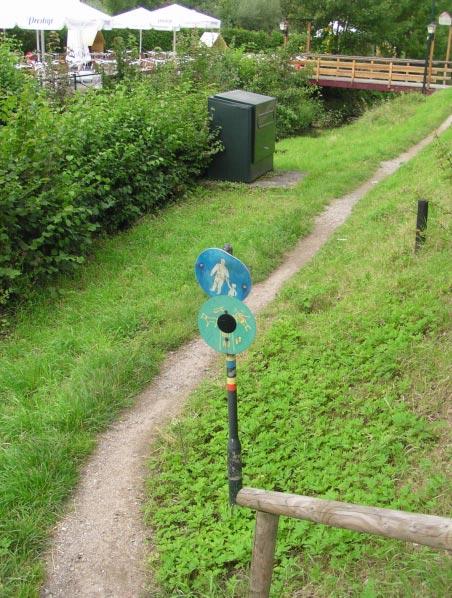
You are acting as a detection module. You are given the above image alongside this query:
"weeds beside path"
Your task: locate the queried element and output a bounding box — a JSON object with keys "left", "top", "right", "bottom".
{"left": 0, "top": 91, "right": 451, "bottom": 596}
{"left": 147, "top": 117, "right": 452, "bottom": 596}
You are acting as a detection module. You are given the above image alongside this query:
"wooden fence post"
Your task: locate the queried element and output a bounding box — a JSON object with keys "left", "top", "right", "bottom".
{"left": 249, "top": 511, "right": 279, "bottom": 598}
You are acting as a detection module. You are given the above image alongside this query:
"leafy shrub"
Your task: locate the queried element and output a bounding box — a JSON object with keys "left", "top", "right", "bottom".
{"left": 108, "top": 34, "right": 140, "bottom": 83}
{"left": 0, "top": 80, "right": 218, "bottom": 308}
{"left": 316, "top": 88, "right": 387, "bottom": 128}
{"left": 5, "top": 27, "right": 66, "bottom": 53}
{"left": 167, "top": 40, "right": 323, "bottom": 138}
{"left": 103, "top": 28, "right": 173, "bottom": 52}
{"left": 286, "top": 32, "right": 307, "bottom": 55}
{"left": 222, "top": 27, "right": 283, "bottom": 51}
{"left": 0, "top": 39, "right": 35, "bottom": 122}
{"left": 0, "top": 40, "right": 322, "bottom": 310}
{"left": 275, "top": 87, "right": 322, "bottom": 137}
{"left": 233, "top": 49, "right": 322, "bottom": 138}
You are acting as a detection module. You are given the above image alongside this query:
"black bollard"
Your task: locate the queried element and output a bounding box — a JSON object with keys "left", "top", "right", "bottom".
{"left": 415, "top": 200, "right": 429, "bottom": 253}
{"left": 223, "top": 242, "right": 233, "bottom": 255}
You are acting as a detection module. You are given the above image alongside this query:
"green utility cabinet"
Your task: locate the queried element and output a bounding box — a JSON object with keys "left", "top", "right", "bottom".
{"left": 207, "top": 90, "right": 276, "bottom": 183}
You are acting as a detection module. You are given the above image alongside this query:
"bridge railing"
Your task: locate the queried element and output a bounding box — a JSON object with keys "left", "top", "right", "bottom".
{"left": 295, "top": 54, "right": 452, "bottom": 88}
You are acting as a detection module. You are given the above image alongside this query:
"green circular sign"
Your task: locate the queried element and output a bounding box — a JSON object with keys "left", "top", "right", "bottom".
{"left": 198, "top": 295, "right": 256, "bottom": 355}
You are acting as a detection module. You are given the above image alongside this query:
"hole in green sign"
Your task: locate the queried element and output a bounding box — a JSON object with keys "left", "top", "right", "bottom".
{"left": 217, "top": 313, "right": 237, "bottom": 334}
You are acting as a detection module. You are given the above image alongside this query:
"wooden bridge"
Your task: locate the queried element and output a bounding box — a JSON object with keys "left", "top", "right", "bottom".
{"left": 294, "top": 54, "right": 452, "bottom": 93}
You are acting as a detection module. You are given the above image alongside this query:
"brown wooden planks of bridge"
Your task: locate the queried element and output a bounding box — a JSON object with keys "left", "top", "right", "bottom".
{"left": 294, "top": 54, "right": 452, "bottom": 93}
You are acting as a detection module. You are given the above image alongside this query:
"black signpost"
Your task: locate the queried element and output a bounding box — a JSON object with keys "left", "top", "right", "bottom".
{"left": 225, "top": 352, "right": 242, "bottom": 504}
{"left": 223, "top": 244, "right": 242, "bottom": 504}
{"left": 195, "top": 243, "right": 256, "bottom": 505}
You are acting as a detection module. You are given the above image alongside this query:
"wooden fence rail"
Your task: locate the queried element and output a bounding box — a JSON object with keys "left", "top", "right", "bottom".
{"left": 236, "top": 487, "right": 452, "bottom": 598}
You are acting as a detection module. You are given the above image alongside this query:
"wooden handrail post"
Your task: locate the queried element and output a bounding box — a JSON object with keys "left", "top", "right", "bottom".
{"left": 316, "top": 56, "right": 320, "bottom": 81}
{"left": 249, "top": 511, "right": 279, "bottom": 598}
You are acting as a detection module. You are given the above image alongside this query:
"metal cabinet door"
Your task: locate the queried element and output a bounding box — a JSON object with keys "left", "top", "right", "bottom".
{"left": 253, "top": 100, "right": 276, "bottom": 163}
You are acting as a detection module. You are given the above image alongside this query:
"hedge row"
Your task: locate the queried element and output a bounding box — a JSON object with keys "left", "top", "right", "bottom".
{"left": 0, "top": 81, "right": 217, "bottom": 307}
{"left": 8, "top": 27, "right": 286, "bottom": 55}
{"left": 222, "top": 27, "right": 284, "bottom": 51}
{"left": 7, "top": 24, "right": 313, "bottom": 57}
{"left": 103, "top": 28, "right": 286, "bottom": 54}
{"left": 103, "top": 29, "right": 174, "bottom": 52}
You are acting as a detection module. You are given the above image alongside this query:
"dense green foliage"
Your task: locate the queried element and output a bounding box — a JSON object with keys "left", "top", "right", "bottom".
{"left": 146, "top": 115, "right": 452, "bottom": 597}
{"left": 3, "top": 28, "right": 66, "bottom": 54}
{"left": 0, "top": 41, "right": 34, "bottom": 122}
{"left": 234, "top": 0, "right": 281, "bottom": 31}
{"left": 222, "top": 27, "right": 283, "bottom": 51}
{"left": 162, "top": 41, "right": 323, "bottom": 138}
{"left": 0, "top": 74, "right": 217, "bottom": 308}
{"left": 104, "top": 27, "right": 287, "bottom": 54}
{"left": 0, "top": 91, "right": 450, "bottom": 597}
{"left": 281, "top": 0, "right": 452, "bottom": 58}
{"left": 103, "top": 28, "right": 174, "bottom": 52}
{"left": 0, "top": 37, "right": 324, "bottom": 310}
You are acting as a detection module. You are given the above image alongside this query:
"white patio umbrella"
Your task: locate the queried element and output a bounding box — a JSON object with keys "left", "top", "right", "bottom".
{"left": 111, "top": 7, "right": 157, "bottom": 55}
{"left": 0, "top": 0, "right": 111, "bottom": 30}
{"left": 146, "top": 3, "right": 220, "bottom": 52}
{"left": 0, "top": 1, "right": 111, "bottom": 60}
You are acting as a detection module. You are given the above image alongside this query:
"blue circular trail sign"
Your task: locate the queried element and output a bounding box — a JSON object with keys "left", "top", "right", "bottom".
{"left": 198, "top": 295, "right": 256, "bottom": 355}
{"left": 195, "top": 248, "right": 252, "bottom": 301}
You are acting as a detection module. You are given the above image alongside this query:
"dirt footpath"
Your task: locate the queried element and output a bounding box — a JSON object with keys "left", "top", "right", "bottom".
{"left": 42, "top": 115, "right": 451, "bottom": 598}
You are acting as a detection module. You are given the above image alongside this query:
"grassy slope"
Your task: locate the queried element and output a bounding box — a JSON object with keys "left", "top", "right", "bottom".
{"left": 0, "top": 91, "right": 450, "bottom": 596}
{"left": 145, "top": 124, "right": 452, "bottom": 595}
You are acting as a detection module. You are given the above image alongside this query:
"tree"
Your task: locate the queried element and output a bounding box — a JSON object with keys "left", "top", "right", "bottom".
{"left": 280, "top": 0, "right": 452, "bottom": 58}
{"left": 215, "top": 0, "right": 239, "bottom": 26}
{"left": 236, "top": 0, "right": 282, "bottom": 32}
{"left": 100, "top": 0, "right": 162, "bottom": 15}
{"left": 100, "top": 0, "right": 223, "bottom": 16}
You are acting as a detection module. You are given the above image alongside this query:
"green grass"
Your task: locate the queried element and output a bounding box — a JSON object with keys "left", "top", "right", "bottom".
{"left": 145, "top": 120, "right": 452, "bottom": 594}
{"left": 0, "top": 91, "right": 451, "bottom": 596}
